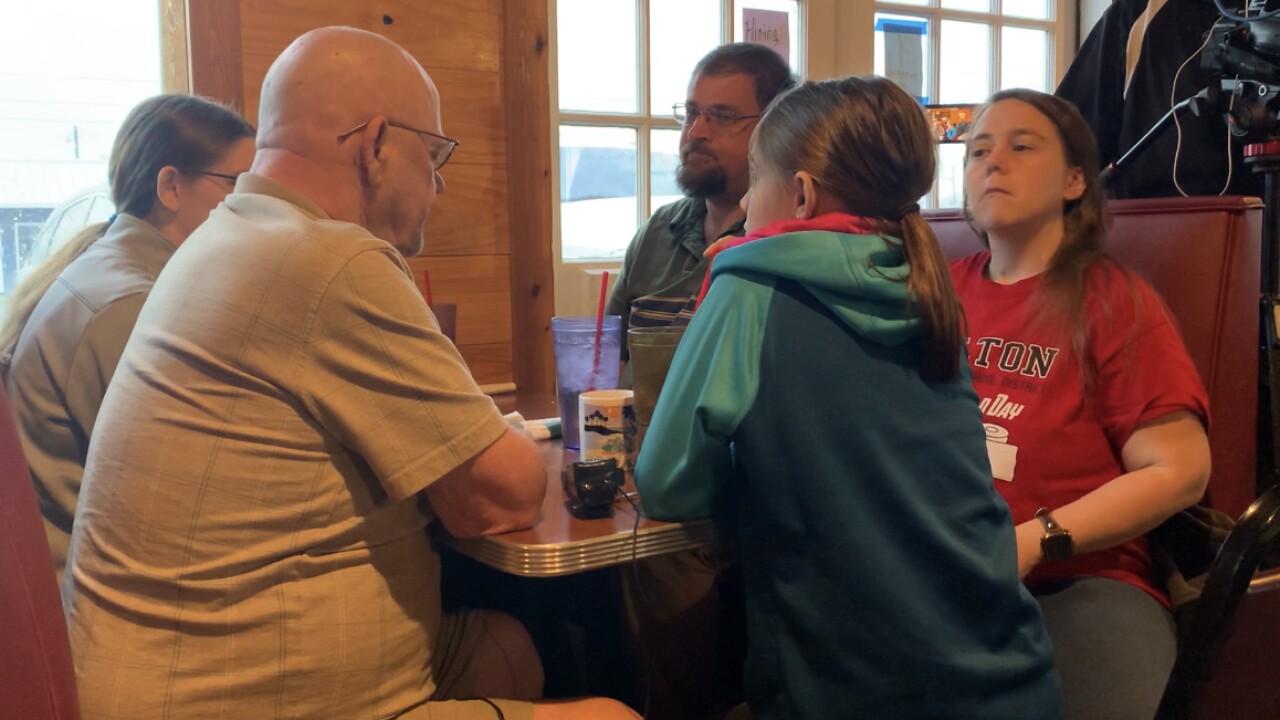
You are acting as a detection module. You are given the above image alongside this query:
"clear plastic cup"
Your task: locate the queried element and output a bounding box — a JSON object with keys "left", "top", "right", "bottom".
{"left": 552, "top": 315, "right": 622, "bottom": 449}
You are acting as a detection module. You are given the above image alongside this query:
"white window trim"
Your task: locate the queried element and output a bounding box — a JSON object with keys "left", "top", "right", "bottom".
{"left": 868, "top": 0, "right": 1073, "bottom": 205}
{"left": 875, "top": 0, "right": 1071, "bottom": 95}
{"left": 547, "top": 0, "right": 1073, "bottom": 311}
{"left": 548, "top": 0, "right": 816, "bottom": 315}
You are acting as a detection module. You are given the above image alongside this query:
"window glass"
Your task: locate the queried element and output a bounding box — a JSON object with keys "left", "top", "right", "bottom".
{"left": 555, "top": 0, "right": 802, "bottom": 261}
{"left": 558, "top": 0, "right": 639, "bottom": 113}
{"left": 1000, "top": 26, "right": 1050, "bottom": 92}
{"left": 0, "top": 0, "right": 160, "bottom": 293}
{"left": 939, "top": 20, "right": 992, "bottom": 104}
{"left": 650, "top": 127, "right": 683, "bottom": 212}
{"left": 1002, "top": 0, "right": 1051, "bottom": 21}
{"left": 937, "top": 142, "right": 967, "bottom": 209}
{"left": 875, "top": 13, "right": 932, "bottom": 103}
{"left": 560, "top": 125, "right": 638, "bottom": 260}
{"left": 942, "top": 0, "right": 991, "bottom": 12}
{"left": 651, "top": 0, "right": 720, "bottom": 116}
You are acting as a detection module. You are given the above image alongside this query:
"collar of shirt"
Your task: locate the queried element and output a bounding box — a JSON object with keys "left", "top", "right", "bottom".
{"left": 234, "top": 173, "right": 331, "bottom": 220}
{"left": 667, "top": 196, "right": 746, "bottom": 259}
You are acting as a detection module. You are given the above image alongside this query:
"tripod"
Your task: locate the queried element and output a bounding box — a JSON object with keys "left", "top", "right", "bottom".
{"left": 1244, "top": 141, "right": 1280, "bottom": 495}
{"left": 1104, "top": 89, "right": 1280, "bottom": 498}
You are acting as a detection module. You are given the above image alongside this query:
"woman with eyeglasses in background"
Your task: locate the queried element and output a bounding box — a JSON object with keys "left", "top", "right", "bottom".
{"left": 0, "top": 93, "right": 255, "bottom": 585}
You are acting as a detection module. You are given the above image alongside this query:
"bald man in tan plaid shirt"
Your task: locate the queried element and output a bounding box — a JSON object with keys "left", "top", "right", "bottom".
{"left": 63, "top": 27, "right": 639, "bottom": 720}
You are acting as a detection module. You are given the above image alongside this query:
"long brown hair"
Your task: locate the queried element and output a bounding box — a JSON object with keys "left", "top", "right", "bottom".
{"left": 753, "top": 75, "right": 964, "bottom": 381}
{"left": 0, "top": 94, "right": 254, "bottom": 369}
{"left": 965, "top": 89, "right": 1129, "bottom": 385}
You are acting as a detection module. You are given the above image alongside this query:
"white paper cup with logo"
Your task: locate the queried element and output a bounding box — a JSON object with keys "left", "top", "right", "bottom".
{"left": 984, "top": 423, "right": 1019, "bottom": 482}
{"left": 578, "top": 389, "right": 637, "bottom": 469}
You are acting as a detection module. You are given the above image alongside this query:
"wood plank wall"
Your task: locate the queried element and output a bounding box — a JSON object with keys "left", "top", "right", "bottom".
{"left": 188, "top": 0, "right": 556, "bottom": 392}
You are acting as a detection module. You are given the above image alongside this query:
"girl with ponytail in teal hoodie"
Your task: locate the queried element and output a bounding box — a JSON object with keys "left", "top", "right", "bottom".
{"left": 635, "top": 76, "right": 1064, "bottom": 720}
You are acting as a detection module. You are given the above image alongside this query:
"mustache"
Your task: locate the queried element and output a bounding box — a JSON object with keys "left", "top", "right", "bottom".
{"left": 680, "top": 141, "right": 717, "bottom": 160}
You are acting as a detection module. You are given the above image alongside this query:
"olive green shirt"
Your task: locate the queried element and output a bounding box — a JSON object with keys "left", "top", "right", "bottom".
{"left": 606, "top": 196, "right": 746, "bottom": 359}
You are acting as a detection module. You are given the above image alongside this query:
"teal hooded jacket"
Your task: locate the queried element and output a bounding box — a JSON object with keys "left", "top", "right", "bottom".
{"left": 635, "top": 217, "right": 1064, "bottom": 720}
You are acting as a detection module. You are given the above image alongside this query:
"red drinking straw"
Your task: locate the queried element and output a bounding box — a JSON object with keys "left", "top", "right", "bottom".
{"left": 422, "top": 269, "right": 434, "bottom": 307}
{"left": 588, "top": 270, "right": 609, "bottom": 390}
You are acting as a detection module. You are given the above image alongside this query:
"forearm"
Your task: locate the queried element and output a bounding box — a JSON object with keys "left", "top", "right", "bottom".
{"left": 428, "top": 427, "right": 546, "bottom": 538}
{"left": 1033, "top": 464, "right": 1205, "bottom": 558}
{"left": 1017, "top": 412, "right": 1210, "bottom": 572}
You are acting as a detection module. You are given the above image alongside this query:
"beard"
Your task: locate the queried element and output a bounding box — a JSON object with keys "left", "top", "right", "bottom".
{"left": 677, "top": 145, "right": 728, "bottom": 198}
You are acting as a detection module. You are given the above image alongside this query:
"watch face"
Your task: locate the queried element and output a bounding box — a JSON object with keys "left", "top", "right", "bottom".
{"left": 1042, "top": 531, "right": 1073, "bottom": 562}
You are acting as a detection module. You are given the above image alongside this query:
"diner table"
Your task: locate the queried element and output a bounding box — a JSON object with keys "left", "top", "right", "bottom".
{"left": 445, "top": 391, "right": 716, "bottom": 577}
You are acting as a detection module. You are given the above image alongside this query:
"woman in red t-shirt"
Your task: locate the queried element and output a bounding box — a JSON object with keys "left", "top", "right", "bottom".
{"left": 952, "top": 88, "right": 1211, "bottom": 719}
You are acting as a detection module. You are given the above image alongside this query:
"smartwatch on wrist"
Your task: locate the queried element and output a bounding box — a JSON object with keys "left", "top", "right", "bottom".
{"left": 1035, "top": 507, "right": 1074, "bottom": 562}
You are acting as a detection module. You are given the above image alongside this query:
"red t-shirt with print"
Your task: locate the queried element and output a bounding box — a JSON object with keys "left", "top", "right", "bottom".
{"left": 950, "top": 252, "right": 1210, "bottom": 605}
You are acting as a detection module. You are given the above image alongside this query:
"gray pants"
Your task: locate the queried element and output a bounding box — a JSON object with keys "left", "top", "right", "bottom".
{"left": 1034, "top": 577, "right": 1177, "bottom": 720}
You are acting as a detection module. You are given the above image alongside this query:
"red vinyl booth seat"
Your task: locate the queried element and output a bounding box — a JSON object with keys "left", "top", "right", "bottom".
{"left": 925, "top": 196, "right": 1263, "bottom": 518}
{"left": 0, "top": 384, "right": 80, "bottom": 719}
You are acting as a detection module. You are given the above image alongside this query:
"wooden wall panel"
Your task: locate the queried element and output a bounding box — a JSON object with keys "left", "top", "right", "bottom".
{"left": 234, "top": 62, "right": 508, "bottom": 164}
{"left": 403, "top": 255, "right": 512, "bottom": 346}
{"left": 419, "top": 160, "right": 509, "bottom": 257}
{"left": 239, "top": 0, "right": 501, "bottom": 74}
{"left": 187, "top": 0, "right": 245, "bottom": 111}
{"left": 159, "top": 0, "right": 190, "bottom": 93}
{"left": 502, "top": 0, "right": 556, "bottom": 395}
{"left": 457, "top": 343, "right": 515, "bottom": 388}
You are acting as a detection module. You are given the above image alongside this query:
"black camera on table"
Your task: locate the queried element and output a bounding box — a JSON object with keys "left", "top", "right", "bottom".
{"left": 562, "top": 458, "right": 624, "bottom": 519}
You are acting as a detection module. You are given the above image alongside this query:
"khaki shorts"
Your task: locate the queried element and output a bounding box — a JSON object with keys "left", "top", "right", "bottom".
{"left": 397, "top": 610, "right": 536, "bottom": 720}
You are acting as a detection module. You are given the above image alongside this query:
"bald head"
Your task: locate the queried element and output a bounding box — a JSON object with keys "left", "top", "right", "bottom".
{"left": 251, "top": 27, "right": 449, "bottom": 257}
{"left": 257, "top": 27, "right": 440, "bottom": 153}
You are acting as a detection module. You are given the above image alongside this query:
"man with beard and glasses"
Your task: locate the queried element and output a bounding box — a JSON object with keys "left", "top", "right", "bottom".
{"left": 606, "top": 43, "right": 794, "bottom": 720}
{"left": 607, "top": 43, "right": 795, "bottom": 366}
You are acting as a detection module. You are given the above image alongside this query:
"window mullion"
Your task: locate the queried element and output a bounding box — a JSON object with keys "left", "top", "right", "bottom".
{"left": 989, "top": 4, "right": 1000, "bottom": 104}
{"left": 931, "top": 9, "right": 943, "bottom": 207}
{"left": 638, "top": 0, "right": 652, "bottom": 220}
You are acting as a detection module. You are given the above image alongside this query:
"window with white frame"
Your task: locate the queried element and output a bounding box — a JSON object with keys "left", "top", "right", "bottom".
{"left": 553, "top": 0, "right": 803, "bottom": 263}
{"left": 0, "top": 0, "right": 163, "bottom": 296}
{"left": 873, "top": 0, "right": 1067, "bottom": 208}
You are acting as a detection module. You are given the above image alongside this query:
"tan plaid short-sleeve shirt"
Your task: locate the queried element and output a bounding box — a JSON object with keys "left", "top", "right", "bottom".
{"left": 65, "top": 174, "right": 509, "bottom": 719}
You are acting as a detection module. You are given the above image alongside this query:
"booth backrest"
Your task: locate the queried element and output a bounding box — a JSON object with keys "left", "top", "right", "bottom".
{"left": 925, "top": 196, "right": 1263, "bottom": 517}
{"left": 0, "top": 384, "right": 80, "bottom": 719}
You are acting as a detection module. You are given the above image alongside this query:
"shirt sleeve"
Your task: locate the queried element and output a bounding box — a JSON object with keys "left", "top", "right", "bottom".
{"left": 301, "top": 247, "right": 508, "bottom": 501}
{"left": 634, "top": 273, "right": 767, "bottom": 520}
{"left": 1090, "top": 273, "right": 1210, "bottom": 452}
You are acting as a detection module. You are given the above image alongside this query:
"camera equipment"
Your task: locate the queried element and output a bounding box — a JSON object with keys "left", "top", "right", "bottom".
{"left": 1207, "top": 0, "right": 1280, "bottom": 493}
{"left": 562, "top": 458, "right": 625, "bottom": 519}
{"left": 1106, "top": 0, "right": 1280, "bottom": 493}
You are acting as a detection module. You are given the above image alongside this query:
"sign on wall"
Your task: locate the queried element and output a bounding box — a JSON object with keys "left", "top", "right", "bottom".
{"left": 743, "top": 9, "right": 789, "bottom": 61}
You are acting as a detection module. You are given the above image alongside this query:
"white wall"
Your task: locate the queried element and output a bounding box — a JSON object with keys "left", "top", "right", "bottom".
{"left": 1079, "top": 0, "right": 1111, "bottom": 46}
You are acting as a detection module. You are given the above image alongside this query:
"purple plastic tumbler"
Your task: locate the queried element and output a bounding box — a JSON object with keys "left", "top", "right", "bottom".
{"left": 552, "top": 315, "right": 622, "bottom": 450}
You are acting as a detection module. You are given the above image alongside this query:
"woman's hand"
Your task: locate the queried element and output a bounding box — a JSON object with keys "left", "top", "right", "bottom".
{"left": 1014, "top": 519, "right": 1044, "bottom": 578}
